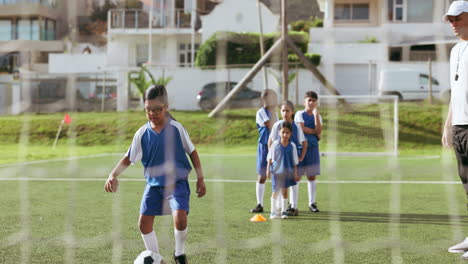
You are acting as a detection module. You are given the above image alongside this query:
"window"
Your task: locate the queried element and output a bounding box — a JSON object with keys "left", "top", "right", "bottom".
{"left": 31, "top": 19, "right": 39, "bottom": 40}
{"left": 407, "top": 0, "right": 433, "bottom": 22}
{"left": 178, "top": 42, "right": 199, "bottom": 67}
{"left": 419, "top": 74, "right": 439, "bottom": 86}
{"left": 388, "top": 0, "right": 405, "bottom": 22}
{"left": 136, "top": 43, "right": 148, "bottom": 66}
{"left": 0, "top": 0, "right": 57, "bottom": 6}
{"left": 334, "top": 3, "right": 370, "bottom": 21}
{"left": 16, "top": 19, "right": 43, "bottom": 40}
{"left": 17, "top": 19, "right": 31, "bottom": 40}
{"left": 0, "top": 20, "right": 12, "bottom": 40}
{"left": 389, "top": 47, "right": 402, "bottom": 61}
{"left": 45, "top": 19, "right": 56, "bottom": 40}
{"left": 410, "top": 45, "right": 436, "bottom": 61}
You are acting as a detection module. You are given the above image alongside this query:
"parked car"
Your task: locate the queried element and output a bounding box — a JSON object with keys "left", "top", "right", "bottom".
{"left": 197, "top": 82, "right": 261, "bottom": 110}
{"left": 378, "top": 69, "right": 446, "bottom": 101}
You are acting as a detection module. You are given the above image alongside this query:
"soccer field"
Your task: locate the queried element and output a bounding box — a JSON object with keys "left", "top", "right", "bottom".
{"left": 1, "top": 153, "right": 468, "bottom": 264}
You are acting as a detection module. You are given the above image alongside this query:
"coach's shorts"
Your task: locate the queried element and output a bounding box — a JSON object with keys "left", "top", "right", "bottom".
{"left": 140, "top": 180, "right": 190, "bottom": 216}
{"left": 256, "top": 143, "right": 269, "bottom": 177}
{"left": 272, "top": 173, "right": 296, "bottom": 192}
{"left": 453, "top": 125, "right": 468, "bottom": 184}
{"left": 299, "top": 145, "right": 320, "bottom": 176}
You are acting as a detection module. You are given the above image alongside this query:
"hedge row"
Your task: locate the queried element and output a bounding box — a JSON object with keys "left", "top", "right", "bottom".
{"left": 195, "top": 31, "right": 320, "bottom": 67}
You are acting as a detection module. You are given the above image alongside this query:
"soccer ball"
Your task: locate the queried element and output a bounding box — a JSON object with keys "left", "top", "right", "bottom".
{"left": 134, "top": 250, "right": 165, "bottom": 264}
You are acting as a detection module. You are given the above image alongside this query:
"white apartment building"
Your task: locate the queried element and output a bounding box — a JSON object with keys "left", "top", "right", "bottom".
{"left": 310, "top": 0, "right": 458, "bottom": 96}
{"left": 106, "top": 0, "right": 278, "bottom": 68}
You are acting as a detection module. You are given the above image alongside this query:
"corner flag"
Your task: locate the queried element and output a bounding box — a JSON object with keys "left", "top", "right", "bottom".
{"left": 53, "top": 113, "right": 72, "bottom": 149}
{"left": 63, "top": 113, "right": 72, "bottom": 125}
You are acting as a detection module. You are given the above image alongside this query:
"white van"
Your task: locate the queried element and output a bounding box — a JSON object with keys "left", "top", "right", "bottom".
{"left": 378, "top": 70, "right": 446, "bottom": 101}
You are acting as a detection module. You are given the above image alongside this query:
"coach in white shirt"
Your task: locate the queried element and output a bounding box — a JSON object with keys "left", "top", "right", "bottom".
{"left": 442, "top": 1, "right": 468, "bottom": 259}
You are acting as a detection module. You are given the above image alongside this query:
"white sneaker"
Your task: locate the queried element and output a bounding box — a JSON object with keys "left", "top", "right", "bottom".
{"left": 270, "top": 213, "right": 279, "bottom": 219}
{"left": 449, "top": 237, "right": 468, "bottom": 253}
{"left": 462, "top": 250, "right": 468, "bottom": 260}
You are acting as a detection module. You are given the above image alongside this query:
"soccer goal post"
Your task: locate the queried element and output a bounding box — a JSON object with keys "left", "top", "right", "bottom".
{"left": 317, "top": 95, "right": 398, "bottom": 156}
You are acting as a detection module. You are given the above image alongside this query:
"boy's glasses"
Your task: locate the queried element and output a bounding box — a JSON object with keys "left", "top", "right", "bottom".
{"left": 144, "top": 106, "right": 165, "bottom": 114}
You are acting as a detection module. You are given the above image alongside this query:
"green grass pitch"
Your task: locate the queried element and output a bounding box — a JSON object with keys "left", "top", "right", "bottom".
{"left": 1, "top": 153, "right": 468, "bottom": 263}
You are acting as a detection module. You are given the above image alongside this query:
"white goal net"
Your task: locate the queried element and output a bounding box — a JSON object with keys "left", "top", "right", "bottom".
{"left": 318, "top": 95, "right": 399, "bottom": 156}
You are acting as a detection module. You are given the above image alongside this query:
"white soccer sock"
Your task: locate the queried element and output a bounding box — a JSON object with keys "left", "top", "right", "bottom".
{"left": 271, "top": 197, "right": 277, "bottom": 214}
{"left": 290, "top": 184, "right": 299, "bottom": 209}
{"left": 276, "top": 193, "right": 282, "bottom": 212}
{"left": 281, "top": 198, "right": 288, "bottom": 213}
{"left": 174, "top": 227, "right": 188, "bottom": 257}
{"left": 256, "top": 182, "right": 265, "bottom": 206}
{"left": 308, "top": 180, "right": 317, "bottom": 205}
{"left": 141, "top": 230, "right": 159, "bottom": 253}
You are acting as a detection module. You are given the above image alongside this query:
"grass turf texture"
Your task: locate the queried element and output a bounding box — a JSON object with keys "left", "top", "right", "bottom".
{"left": 0, "top": 154, "right": 467, "bottom": 263}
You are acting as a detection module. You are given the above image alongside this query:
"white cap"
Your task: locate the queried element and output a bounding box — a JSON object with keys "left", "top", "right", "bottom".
{"left": 444, "top": 1, "right": 468, "bottom": 22}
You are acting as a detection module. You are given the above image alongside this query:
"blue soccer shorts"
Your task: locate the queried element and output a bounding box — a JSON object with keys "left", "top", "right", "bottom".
{"left": 271, "top": 173, "right": 297, "bottom": 192}
{"left": 298, "top": 145, "right": 320, "bottom": 176}
{"left": 256, "top": 143, "right": 269, "bottom": 177}
{"left": 140, "top": 180, "right": 191, "bottom": 216}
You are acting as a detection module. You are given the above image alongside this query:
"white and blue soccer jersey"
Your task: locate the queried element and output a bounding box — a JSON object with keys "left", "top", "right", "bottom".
{"left": 256, "top": 107, "right": 278, "bottom": 144}
{"left": 267, "top": 140, "right": 299, "bottom": 176}
{"left": 127, "top": 120, "right": 195, "bottom": 187}
{"left": 269, "top": 120, "right": 305, "bottom": 149}
{"left": 294, "top": 110, "right": 322, "bottom": 147}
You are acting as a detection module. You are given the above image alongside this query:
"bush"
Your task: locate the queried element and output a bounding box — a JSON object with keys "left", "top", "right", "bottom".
{"left": 359, "top": 36, "right": 379, "bottom": 43}
{"left": 290, "top": 18, "right": 323, "bottom": 33}
{"left": 195, "top": 31, "right": 311, "bottom": 67}
{"left": 288, "top": 53, "right": 321, "bottom": 66}
{"left": 312, "top": 18, "right": 323, "bottom": 28}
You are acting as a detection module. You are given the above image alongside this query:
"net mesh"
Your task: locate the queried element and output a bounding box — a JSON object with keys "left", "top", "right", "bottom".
{"left": 0, "top": 0, "right": 465, "bottom": 263}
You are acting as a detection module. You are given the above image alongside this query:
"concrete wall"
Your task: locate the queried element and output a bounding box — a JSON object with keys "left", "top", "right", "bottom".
{"left": 49, "top": 54, "right": 107, "bottom": 73}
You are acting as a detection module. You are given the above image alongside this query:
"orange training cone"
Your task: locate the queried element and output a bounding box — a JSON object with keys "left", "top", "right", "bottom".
{"left": 250, "top": 214, "right": 267, "bottom": 222}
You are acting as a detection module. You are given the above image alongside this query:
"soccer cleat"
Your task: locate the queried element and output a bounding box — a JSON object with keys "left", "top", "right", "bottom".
{"left": 174, "top": 253, "right": 188, "bottom": 264}
{"left": 250, "top": 204, "right": 263, "bottom": 213}
{"left": 286, "top": 206, "right": 294, "bottom": 216}
{"left": 463, "top": 250, "right": 468, "bottom": 260}
{"left": 291, "top": 208, "right": 299, "bottom": 216}
{"left": 449, "top": 237, "right": 468, "bottom": 253}
{"left": 281, "top": 211, "right": 289, "bottom": 219}
{"left": 309, "top": 203, "right": 320, "bottom": 212}
{"left": 270, "top": 212, "right": 279, "bottom": 219}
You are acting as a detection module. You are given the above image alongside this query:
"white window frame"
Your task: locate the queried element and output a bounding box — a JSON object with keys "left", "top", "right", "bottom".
{"left": 178, "top": 42, "right": 199, "bottom": 67}
{"left": 392, "top": 0, "right": 406, "bottom": 22}
{"left": 334, "top": 1, "right": 371, "bottom": 22}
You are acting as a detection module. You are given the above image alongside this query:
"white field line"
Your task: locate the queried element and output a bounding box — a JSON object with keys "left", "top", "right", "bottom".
{"left": 0, "top": 178, "right": 460, "bottom": 184}
{"left": 0, "top": 154, "right": 441, "bottom": 168}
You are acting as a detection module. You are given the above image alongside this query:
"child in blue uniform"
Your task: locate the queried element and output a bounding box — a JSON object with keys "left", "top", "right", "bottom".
{"left": 269, "top": 100, "right": 307, "bottom": 216}
{"left": 251, "top": 89, "right": 278, "bottom": 213}
{"left": 267, "top": 122, "right": 299, "bottom": 219}
{"left": 294, "top": 91, "right": 322, "bottom": 213}
{"left": 104, "top": 85, "right": 206, "bottom": 264}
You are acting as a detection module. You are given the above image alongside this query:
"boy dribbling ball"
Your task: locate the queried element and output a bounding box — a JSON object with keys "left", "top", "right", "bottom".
{"left": 104, "top": 85, "right": 206, "bottom": 264}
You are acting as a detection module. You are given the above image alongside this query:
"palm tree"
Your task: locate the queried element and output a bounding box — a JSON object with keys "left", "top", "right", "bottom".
{"left": 130, "top": 65, "right": 172, "bottom": 106}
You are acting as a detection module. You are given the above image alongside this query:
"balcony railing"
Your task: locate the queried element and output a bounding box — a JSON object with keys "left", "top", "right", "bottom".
{"left": 109, "top": 9, "right": 192, "bottom": 30}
